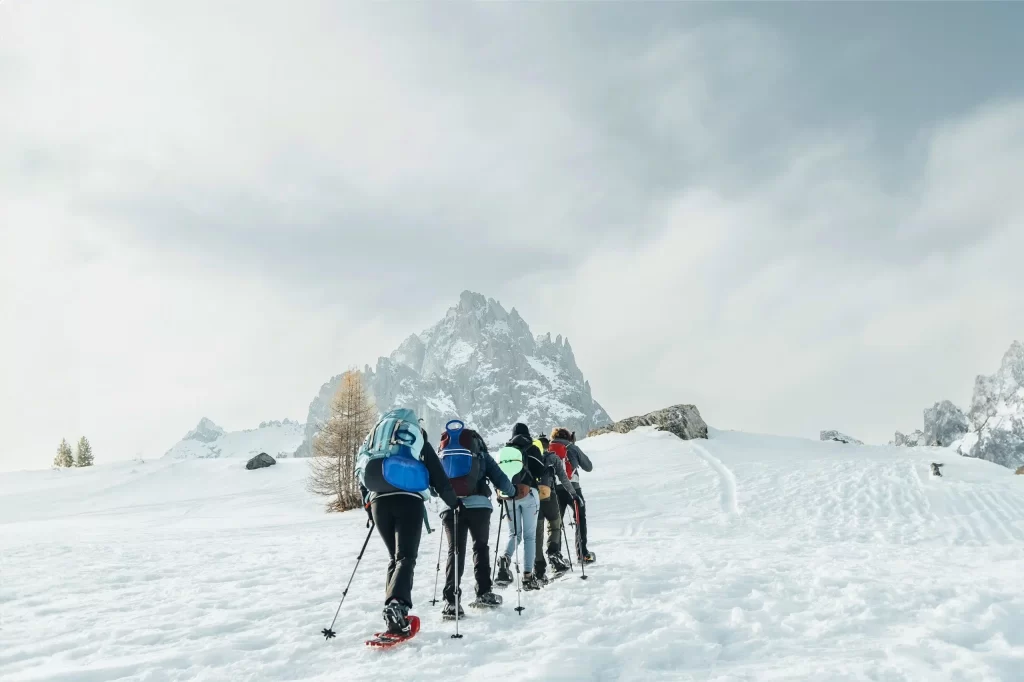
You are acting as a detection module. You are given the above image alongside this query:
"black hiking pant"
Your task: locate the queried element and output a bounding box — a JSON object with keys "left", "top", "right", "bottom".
{"left": 534, "top": 494, "right": 562, "bottom": 576}
{"left": 371, "top": 494, "right": 424, "bottom": 608}
{"left": 440, "top": 506, "right": 492, "bottom": 603}
{"left": 557, "top": 483, "right": 589, "bottom": 558}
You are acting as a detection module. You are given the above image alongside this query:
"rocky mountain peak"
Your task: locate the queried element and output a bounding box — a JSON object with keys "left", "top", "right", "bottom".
{"left": 184, "top": 418, "right": 225, "bottom": 443}
{"left": 295, "top": 292, "right": 612, "bottom": 455}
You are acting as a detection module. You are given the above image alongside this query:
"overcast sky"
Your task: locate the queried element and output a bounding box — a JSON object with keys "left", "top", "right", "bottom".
{"left": 2, "top": 2, "right": 1023, "bottom": 471}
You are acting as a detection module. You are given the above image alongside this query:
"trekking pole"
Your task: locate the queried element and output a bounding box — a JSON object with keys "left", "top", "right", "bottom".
{"left": 560, "top": 520, "right": 574, "bottom": 573}
{"left": 321, "top": 522, "right": 375, "bottom": 640}
{"left": 491, "top": 502, "right": 505, "bottom": 581}
{"left": 429, "top": 525, "right": 445, "bottom": 606}
{"left": 452, "top": 507, "right": 464, "bottom": 639}
{"left": 513, "top": 505, "right": 525, "bottom": 614}
{"left": 574, "top": 499, "right": 588, "bottom": 581}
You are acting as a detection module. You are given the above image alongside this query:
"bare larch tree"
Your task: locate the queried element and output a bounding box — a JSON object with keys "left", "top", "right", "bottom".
{"left": 308, "top": 370, "right": 377, "bottom": 512}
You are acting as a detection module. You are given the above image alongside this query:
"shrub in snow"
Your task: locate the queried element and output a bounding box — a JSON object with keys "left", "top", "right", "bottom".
{"left": 891, "top": 430, "right": 925, "bottom": 447}
{"left": 1016, "top": 466, "right": 1024, "bottom": 475}
{"left": 588, "top": 404, "right": 708, "bottom": 440}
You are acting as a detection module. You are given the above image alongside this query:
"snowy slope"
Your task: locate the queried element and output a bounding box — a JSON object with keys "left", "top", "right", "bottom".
{"left": 162, "top": 418, "right": 304, "bottom": 460}
{"left": 2, "top": 430, "right": 1022, "bottom": 681}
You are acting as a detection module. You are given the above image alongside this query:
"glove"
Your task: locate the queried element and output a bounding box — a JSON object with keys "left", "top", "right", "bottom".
{"left": 574, "top": 496, "right": 585, "bottom": 510}
{"left": 364, "top": 504, "right": 374, "bottom": 527}
{"left": 454, "top": 500, "right": 466, "bottom": 515}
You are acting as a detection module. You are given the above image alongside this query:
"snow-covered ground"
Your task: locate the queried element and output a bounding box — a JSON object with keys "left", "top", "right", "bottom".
{"left": 2, "top": 429, "right": 1022, "bottom": 681}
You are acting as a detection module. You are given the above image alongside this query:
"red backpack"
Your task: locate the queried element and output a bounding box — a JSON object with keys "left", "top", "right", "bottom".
{"left": 549, "top": 441, "right": 573, "bottom": 480}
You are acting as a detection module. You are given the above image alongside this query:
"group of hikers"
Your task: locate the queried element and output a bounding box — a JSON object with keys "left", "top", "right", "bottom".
{"left": 352, "top": 409, "right": 596, "bottom": 638}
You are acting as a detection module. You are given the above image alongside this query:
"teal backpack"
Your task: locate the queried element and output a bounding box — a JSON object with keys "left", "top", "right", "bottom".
{"left": 355, "top": 408, "right": 430, "bottom": 500}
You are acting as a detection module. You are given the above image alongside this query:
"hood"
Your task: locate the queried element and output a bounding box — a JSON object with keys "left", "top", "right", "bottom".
{"left": 512, "top": 422, "right": 531, "bottom": 439}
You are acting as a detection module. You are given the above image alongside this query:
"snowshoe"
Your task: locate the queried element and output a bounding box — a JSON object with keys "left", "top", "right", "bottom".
{"left": 470, "top": 592, "right": 503, "bottom": 608}
{"left": 547, "top": 553, "right": 571, "bottom": 572}
{"left": 581, "top": 551, "right": 596, "bottom": 564}
{"left": 522, "top": 573, "right": 542, "bottom": 591}
{"left": 366, "top": 615, "right": 420, "bottom": 648}
{"left": 382, "top": 602, "right": 413, "bottom": 636}
{"left": 441, "top": 601, "right": 465, "bottom": 621}
{"left": 494, "top": 555, "right": 513, "bottom": 588}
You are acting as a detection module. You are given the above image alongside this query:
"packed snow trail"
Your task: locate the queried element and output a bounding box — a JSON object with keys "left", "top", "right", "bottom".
{"left": 1, "top": 429, "right": 1022, "bottom": 681}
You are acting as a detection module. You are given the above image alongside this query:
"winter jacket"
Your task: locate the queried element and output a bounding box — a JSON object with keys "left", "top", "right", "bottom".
{"left": 505, "top": 434, "right": 544, "bottom": 489}
{"left": 436, "top": 427, "right": 516, "bottom": 510}
{"left": 543, "top": 450, "right": 577, "bottom": 499}
{"left": 550, "top": 438, "right": 593, "bottom": 484}
{"left": 440, "top": 454, "right": 515, "bottom": 512}
{"left": 359, "top": 434, "right": 460, "bottom": 509}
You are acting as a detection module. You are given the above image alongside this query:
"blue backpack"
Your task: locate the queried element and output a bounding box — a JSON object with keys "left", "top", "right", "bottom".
{"left": 438, "top": 419, "right": 484, "bottom": 498}
{"left": 355, "top": 408, "right": 430, "bottom": 499}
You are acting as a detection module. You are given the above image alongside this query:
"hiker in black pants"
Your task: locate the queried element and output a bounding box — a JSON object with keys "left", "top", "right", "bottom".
{"left": 550, "top": 427, "right": 595, "bottom": 563}
{"left": 359, "top": 423, "right": 461, "bottom": 634}
{"left": 437, "top": 423, "right": 515, "bottom": 616}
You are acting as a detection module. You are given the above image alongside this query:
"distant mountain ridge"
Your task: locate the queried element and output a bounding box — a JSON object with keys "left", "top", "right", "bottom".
{"left": 295, "top": 291, "right": 612, "bottom": 455}
{"left": 163, "top": 418, "right": 304, "bottom": 460}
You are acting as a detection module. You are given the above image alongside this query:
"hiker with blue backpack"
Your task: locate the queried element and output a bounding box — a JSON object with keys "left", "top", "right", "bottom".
{"left": 494, "top": 423, "right": 548, "bottom": 592}
{"left": 355, "top": 409, "right": 462, "bottom": 638}
{"left": 436, "top": 420, "right": 517, "bottom": 618}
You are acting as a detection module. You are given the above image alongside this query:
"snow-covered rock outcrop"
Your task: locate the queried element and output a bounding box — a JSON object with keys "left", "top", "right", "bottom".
{"left": 820, "top": 430, "right": 863, "bottom": 445}
{"left": 923, "top": 400, "right": 969, "bottom": 447}
{"left": 164, "top": 418, "right": 304, "bottom": 460}
{"left": 891, "top": 400, "right": 969, "bottom": 448}
{"left": 959, "top": 341, "right": 1024, "bottom": 470}
{"left": 295, "top": 291, "right": 611, "bottom": 454}
{"left": 891, "top": 430, "right": 925, "bottom": 447}
{"left": 588, "top": 404, "right": 708, "bottom": 441}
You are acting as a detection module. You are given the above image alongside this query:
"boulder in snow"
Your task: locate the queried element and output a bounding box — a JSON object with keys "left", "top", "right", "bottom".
{"left": 960, "top": 341, "right": 1024, "bottom": 470}
{"left": 246, "top": 453, "right": 276, "bottom": 470}
{"left": 587, "top": 404, "right": 708, "bottom": 440}
{"left": 820, "top": 430, "right": 863, "bottom": 445}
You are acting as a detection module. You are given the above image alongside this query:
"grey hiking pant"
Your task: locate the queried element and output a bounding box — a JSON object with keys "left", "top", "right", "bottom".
{"left": 534, "top": 494, "right": 562, "bottom": 576}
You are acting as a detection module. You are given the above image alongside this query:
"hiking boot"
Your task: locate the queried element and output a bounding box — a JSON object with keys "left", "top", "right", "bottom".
{"left": 534, "top": 569, "right": 550, "bottom": 585}
{"left": 548, "top": 553, "right": 571, "bottom": 572}
{"left": 522, "top": 572, "right": 542, "bottom": 591}
{"left": 495, "top": 555, "right": 512, "bottom": 585}
{"left": 383, "top": 601, "right": 411, "bottom": 635}
{"left": 472, "top": 592, "right": 502, "bottom": 608}
{"left": 441, "top": 601, "right": 465, "bottom": 619}
{"left": 582, "top": 551, "right": 596, "bottom": 564}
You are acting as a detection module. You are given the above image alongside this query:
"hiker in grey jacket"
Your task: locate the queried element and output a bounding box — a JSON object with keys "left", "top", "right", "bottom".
{"left": 550, "top": 428, "right": 595, "bottom": 564}
{"left": 534, "top": 434, "right": 578, "bottom": 579}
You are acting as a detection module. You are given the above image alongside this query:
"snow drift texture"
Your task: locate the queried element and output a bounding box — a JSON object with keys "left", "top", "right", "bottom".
{"left": 959, "top": 340, "right": 1024, "bottom": 469}
{"left": 295, "top": 291, "right": 611, "bottom": 454}
{"left": 588, "top": 404, "right": 708, "bottom": 440}
{"left": 4, "top": 428, "right": 1022, "bottom": 680}
{"left": 163, "top": 419, "right": 304, "bottom": 460}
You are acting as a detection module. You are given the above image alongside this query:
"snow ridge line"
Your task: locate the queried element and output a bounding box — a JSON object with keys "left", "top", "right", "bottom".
{"left": 688, "top": 441, "right": 740, "bottom": 515}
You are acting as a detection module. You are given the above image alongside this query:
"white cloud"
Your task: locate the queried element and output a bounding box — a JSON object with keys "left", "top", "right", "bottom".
{"left": 2, "top": 2, "right": 1022, "bottom": 468}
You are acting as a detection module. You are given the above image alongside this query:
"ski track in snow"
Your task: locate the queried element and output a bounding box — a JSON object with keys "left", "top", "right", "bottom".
{"left": 688, "top": 441, "right": 740, "bottom": 516}
{"left": 2, "top": 429, "right": 1023, "bottom": 681}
